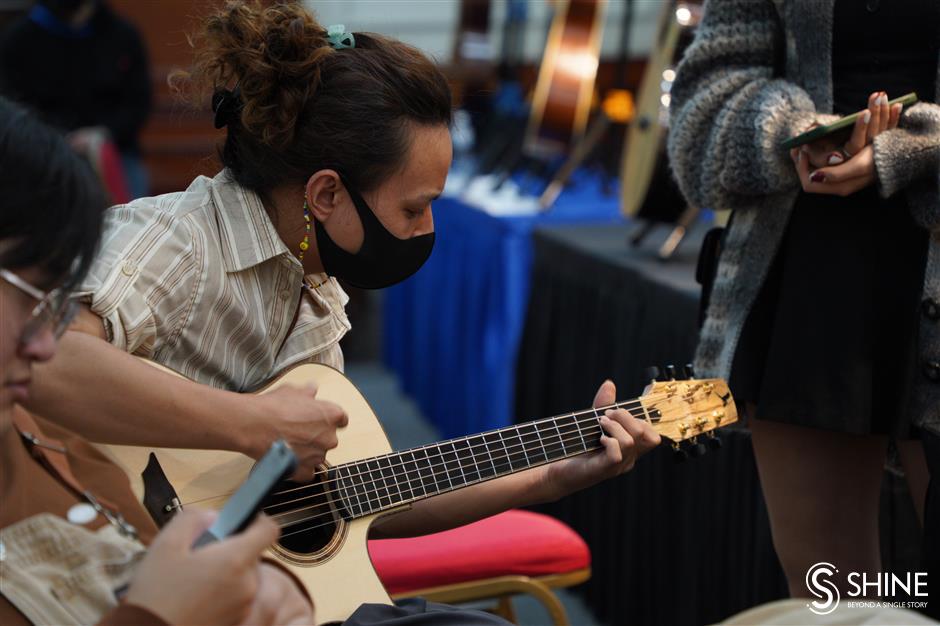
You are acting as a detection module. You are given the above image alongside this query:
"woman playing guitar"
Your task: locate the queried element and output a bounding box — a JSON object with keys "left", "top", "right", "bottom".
{"left": 21, "top": 2, "right": 659, "bottom": 622}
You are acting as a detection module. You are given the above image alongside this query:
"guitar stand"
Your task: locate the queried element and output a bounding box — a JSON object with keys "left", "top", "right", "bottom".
{"left": 539, "top": 113, "right": 612, "bottom": 210}
{"left": 630, "top": 205, "right": 700, "bottom": 260}
{"left": 489, "top": 142, "right": 527, "bottom": 192}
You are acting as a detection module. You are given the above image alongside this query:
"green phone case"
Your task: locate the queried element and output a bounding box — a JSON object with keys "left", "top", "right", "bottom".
{"left": 781, "top": 92, "right": 918, "bottom": 150}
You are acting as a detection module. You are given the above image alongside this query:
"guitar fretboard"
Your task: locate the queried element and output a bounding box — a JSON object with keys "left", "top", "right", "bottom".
{"left": 331, "top": 410, "right": 614, "bottom": 518}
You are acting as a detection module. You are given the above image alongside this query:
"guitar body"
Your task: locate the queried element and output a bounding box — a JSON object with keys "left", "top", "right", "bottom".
{"left": 101, "top": 363, "right": 403, "bottom": 626}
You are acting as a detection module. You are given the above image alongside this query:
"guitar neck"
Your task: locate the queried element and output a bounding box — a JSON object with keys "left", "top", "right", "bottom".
{"left": 331, "top": 405, "right": 622, "bottom": 519}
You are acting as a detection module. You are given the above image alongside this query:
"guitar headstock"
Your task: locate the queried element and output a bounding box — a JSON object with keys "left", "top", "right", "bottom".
{"left": 636, "top": 365, "right": 738, "bottom": 458}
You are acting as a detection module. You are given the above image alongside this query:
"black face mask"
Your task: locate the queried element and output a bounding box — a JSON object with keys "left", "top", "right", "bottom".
{"left": 313, "top": 178, "right": 435, "bottom": 290}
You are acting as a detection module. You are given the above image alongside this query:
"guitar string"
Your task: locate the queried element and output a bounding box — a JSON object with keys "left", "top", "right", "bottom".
{"left": 258, "top": 390, "right": 728, "bottom": 506}
{"left": 179, "top": 393, "right": 670, "bottom": 506}
{"left": 265, "top": 421, "right": 608, "bottom": 520}
{"left": 273, "top": 438, "right": 606, "bottom": 542}
{"left": 181, "top": 390, "right": 729, "bottom": 510}
{"left": 271, "top": 406, "right": 726, "bottom": 544}
{"left": 264, "top": 402, "right": 728, "bottom": 530}
{"left": 263, "top": 386, "right": 721, "bottom": 501}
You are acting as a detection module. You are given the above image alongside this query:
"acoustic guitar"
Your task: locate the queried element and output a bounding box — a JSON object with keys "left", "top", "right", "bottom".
{"left": 524, "top": 0, "right": 607, "bottom": 160}
{"left": 102, "top": 362, "right": 737, "bottom": 625}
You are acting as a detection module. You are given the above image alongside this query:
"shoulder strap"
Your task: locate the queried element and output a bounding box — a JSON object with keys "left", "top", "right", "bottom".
{"left": 11, "top": 409, "right": 121, "bottom": 513}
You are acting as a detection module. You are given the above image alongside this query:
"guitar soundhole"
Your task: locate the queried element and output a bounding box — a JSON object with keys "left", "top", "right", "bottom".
{"left": 261, "top": 468, "right": 347, "bottom": 558}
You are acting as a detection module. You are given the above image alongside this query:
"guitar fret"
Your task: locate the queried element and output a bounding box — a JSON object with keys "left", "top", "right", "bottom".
{"left": 511, "top": 428, "right": 530, "bottom": 470}
{"left": 338, "top": 465, "right": 360, "bottom": 518}
{"left": 496, "top": 430, "right": 511, "bottom": 473}
{"left": 350, "top": 462, "right": 371, "bottom": 515}
{"left": 483, "top": 435, "right": 499, "bottom": 477}
{"left": 574, "top": 413, "right": 589, "bottom": 450}
{"left": 532, "top": 423, "right": 549, "bottom": 462}
{"left": 485, "top": 432, "right": 511, "bottom": 475}
{"left": 421, "top": 447, "right": 440, "bottom": 493}
{"left": 556, "top": 413, "right": 586, "bottom": 455}
{"left": 450, "top": 441, "right": 468, "bottom": 486}
{"left": 553, "top": 417, "right": 568, "bottom": 455}
{"left": 382, "top": 456, "right": 404, "bottom": 505}
{"left": 516, "top": 427, "right": 531, "bottom": 466}
{"left": 401, "top": 450, "right": 421, "bottom": 500}
{"left": 436, "top": 444, "right": 456, "bottom": 490}
{"left": 516, "top": 423, "right": 543, "bottom": 465}
{"left": 463, "top": 437, "right": 482, "bottom": 483}
{"left": 369, "top": 458, "right": 389, "bottom": 510}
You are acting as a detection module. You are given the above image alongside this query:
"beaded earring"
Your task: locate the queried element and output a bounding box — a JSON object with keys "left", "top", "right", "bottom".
{"left": 298, "top": 199, "right": 312, "bottom": 261}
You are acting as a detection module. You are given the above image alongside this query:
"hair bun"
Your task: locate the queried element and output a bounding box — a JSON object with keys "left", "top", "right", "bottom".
{"left": 184, "top": 1, "right": 334, "bottom": 146}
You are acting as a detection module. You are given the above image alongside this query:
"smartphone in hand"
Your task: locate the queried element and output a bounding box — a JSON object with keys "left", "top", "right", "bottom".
{"left": 781, "top": 92, "right": 918, "bottom": 150}
{"left": 192, "top": 440, "right": 298, "bottom": 548}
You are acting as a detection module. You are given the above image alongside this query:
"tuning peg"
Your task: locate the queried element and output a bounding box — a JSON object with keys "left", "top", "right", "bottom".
{"left": 665, "top": 364, "right": 677, "bottom": 380}
{"left": 645, "top": 366, "right": 663, "bottom": 383}
{"left": 707, "top": 432, "right": 723, "bottom": 450}
{"left": 688, "top": 437, "right": 707, "bottom": 458}
{"left": 672, "top": 442, "right": 689, "bottom": 463}
{"left": 683, "top": 363, "right": 695, "bottom": 379}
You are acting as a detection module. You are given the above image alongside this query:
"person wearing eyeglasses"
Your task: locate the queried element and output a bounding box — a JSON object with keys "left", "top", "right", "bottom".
{"left": 0, "top": 96, "right": 316, "bottom": 626}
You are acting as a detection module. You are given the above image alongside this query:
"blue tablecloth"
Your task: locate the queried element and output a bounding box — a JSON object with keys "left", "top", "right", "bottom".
{"left": 383, "top": 172, "right": 625, "bottom": 438}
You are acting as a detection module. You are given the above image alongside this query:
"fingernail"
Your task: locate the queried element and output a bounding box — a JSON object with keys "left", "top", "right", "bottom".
{"left": 862, "top": 110, "right": 871, "bottom": 124}
{"left": 810, "top": 171, "right": 826, "bottom": 183}
{"left": 827, "top": 153, "right": 844, "bottom": 165}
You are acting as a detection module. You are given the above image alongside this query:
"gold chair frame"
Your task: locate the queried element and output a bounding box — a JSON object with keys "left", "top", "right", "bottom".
{"left": 391, "top": 567, "right": 591, "bottom": 626}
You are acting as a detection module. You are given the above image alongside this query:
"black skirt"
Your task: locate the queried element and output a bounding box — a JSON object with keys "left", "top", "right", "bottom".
{"left": 730, "top": 186, "right": 928, "bottom": 438}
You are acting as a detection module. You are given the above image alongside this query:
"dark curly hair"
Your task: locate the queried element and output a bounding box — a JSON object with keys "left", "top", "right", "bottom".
{"left": 174, "top": 0, "right": 453, "bottom": 196}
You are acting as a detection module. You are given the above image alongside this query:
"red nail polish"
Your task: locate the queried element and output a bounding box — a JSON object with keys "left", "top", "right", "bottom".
{"left": 810, "top": 171, "right": 826, "bottom": 183}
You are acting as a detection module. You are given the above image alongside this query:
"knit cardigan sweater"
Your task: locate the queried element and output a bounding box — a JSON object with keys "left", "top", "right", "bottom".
{"left": 667, "top": 0, "right": 940, "bottom": 434}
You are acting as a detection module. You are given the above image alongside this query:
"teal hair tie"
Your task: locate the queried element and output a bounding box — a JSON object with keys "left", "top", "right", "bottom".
{"left": 326, "top": 24, "right": 355, "bottom": 49}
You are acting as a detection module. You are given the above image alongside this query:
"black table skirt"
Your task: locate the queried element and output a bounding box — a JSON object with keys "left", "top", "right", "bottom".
{"left": 515, "top": 223, "right": 922, "bottom": 625}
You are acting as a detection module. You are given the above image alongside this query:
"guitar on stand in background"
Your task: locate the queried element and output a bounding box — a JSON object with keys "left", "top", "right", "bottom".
{"left": 620, "top": 1, "right": 703, "bottom": 260}
{"left": 486, "top": 0, "right": 607, "bottom": 195}
{"left": 540, "top": 0, "right": 638, "bottom": 210}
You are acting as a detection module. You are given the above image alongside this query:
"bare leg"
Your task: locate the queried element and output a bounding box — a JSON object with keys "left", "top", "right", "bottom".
{"left": 749, "top": 416, "right": 888, "bottom": 597}
{"left": 897, "top": 438, "right": 928, "bottom": 526}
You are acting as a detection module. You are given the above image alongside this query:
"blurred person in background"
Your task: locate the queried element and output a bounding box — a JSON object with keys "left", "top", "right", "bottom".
{"left": 0, "top": 0, "right": 152, "bottom": 199}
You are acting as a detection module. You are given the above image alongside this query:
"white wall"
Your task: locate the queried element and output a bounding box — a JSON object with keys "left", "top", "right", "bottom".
{"left": 305, "top": 0, "right": 662, "bottom": 64}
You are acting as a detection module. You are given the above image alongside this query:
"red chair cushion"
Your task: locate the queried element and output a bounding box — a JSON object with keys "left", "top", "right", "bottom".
{"left": 368, "top": 509, "right": 590, "bottom": 595}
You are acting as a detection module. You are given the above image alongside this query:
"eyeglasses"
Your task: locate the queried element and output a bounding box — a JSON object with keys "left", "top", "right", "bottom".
{"left": 0, "top": 268, "right": 78, "bottom": 343}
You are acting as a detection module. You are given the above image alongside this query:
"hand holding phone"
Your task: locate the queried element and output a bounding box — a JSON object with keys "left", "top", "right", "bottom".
{"left": 192, "top": 440, "right": 298, "bottom": 548}
{"left": 782, "top": 92, "right": 917, "bottom": 150}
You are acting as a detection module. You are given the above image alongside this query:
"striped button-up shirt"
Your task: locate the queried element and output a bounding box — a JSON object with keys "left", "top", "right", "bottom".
{"left": 76, "top": 171, "right": 350, "bottom": 392}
